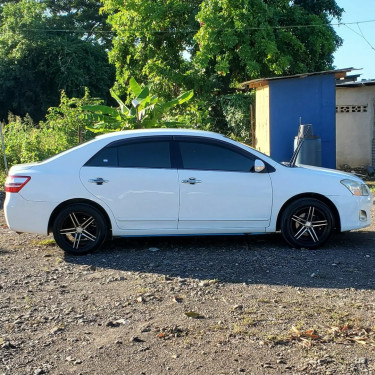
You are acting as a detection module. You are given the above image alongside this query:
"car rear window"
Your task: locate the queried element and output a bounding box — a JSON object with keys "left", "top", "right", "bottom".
{"left": 85, "top": 140, "right": 172, "bottom": 169}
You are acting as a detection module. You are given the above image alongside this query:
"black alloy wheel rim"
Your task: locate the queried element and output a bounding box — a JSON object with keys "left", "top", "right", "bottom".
{"left": 59, "top": 211, "right": 98, "bottom": 250}
{"left": 289, "top": 205, "right": 330, "bottom": 246}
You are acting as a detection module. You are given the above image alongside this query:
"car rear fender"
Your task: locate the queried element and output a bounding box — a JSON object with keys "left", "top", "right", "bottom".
{"left": 48, "top": 198, "right": 113, "bottom": 239}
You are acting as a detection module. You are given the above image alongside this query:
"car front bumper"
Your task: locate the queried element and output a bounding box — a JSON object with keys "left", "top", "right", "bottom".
{"left": 329, "top": 193, "right": 373, "bottom": 232}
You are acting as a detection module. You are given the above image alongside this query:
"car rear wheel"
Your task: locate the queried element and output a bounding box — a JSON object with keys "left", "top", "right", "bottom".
{"left": 52, "top": 204, "right": 107, "bottom": 255}
{"left": 280, "top": 198, "right": 334, "bottom": 249}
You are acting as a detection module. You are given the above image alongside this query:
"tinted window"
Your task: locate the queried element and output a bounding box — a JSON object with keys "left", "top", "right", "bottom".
{"left": 85, "top": 146, "right": 118, "bottom": 167}
{"left": 178, "top": 141, "right": 254, "bottom": 172}
{"left": 118, "top": 141, "right": 171, "bottom": 168}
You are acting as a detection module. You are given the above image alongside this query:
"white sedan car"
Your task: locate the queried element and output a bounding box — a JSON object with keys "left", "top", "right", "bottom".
{"left": 4, "top": 129, "right": 373, "bottom": 255}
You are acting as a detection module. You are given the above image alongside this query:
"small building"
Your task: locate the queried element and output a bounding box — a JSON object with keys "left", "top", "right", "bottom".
{"left": 240, "top": 69, "right": 352, "bottom": 169}
{"left": 336, "top": 79, "right": 375, "bottom": 168}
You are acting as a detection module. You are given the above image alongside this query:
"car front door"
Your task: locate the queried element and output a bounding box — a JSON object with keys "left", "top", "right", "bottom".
{"left": 176, "top": 137, "right": 273, "bottom": 230}
{"left": 80, "top": 137, "right": 179, "bottom": 230}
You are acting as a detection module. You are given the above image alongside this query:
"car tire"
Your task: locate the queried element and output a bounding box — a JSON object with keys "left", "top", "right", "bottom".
{"left": 52, "top": 204, "right": 107, "bottom": 255}
{"left": 280, "top": 198, "right": 334, "bottom": 249}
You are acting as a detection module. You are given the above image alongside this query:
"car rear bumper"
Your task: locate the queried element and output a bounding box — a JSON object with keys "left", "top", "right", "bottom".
{"left": 4, "top": 193, "right": 54, "bottom": 235}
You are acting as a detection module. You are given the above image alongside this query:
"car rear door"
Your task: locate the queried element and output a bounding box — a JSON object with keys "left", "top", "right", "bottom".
{"left": 80, "top": 136, "right": 179, "bottom": 230}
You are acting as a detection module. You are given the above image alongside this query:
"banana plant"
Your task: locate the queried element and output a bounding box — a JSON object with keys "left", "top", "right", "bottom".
{"left": 84, "top": 78, "right": 194, "bottom": 133}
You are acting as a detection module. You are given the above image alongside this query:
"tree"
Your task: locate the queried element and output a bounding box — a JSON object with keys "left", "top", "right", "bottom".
{"left": 0, "top": 0, "right": 112, "bottom": 46}
{"left": 195, "top": 0, "right": 343, "bottom": 82}
{"left": 38, "top": 0, "right": 113, "bottom": 48}
{"left": 101, "top": 0, "right": 343, "bottom": 137}
{"left": 0, "top": 0, "right": 115, "bottom": 122}
{"left": 102, "top": 0, "right": 202, "bottom": 97}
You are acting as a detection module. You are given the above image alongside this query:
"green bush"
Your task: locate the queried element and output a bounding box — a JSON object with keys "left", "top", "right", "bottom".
{"left": 2, "top": 114, "right": 69, "bottom": 166}
{"left": 219, "top": 92, "right": 254, "bottom": 145}
{"left": 0, "top": 89, "right": 101, "bottom": 187}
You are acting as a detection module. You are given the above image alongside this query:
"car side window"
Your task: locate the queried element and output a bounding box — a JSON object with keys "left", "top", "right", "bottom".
{"left": 85, "top": 146, "right": 118, "bottom": 167}
{"left": 85, "top": 140, "right": 172, "bottom": 168}
{"left": 117, "top": 141, "right": 171, "bottom": 168}
{"left": 178, "top": 140, "right": 254, "bottom": 172}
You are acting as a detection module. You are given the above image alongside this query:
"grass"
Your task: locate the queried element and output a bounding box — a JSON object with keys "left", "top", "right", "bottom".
{"left": 232, "top": 314, "right": 259, "bottom": 335}
{"left": 33, "top": 239, "right": 56, "bottom": 247}
{"left": 0, "top": 171, "right": 5, "bottom": 188}
{"left": 366, "top": 181, "right": 375, "bottom": 193}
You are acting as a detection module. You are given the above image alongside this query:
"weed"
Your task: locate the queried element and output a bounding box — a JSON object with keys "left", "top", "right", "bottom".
{"left": 330, "top": 311, "right": 350, "bottom": 325}
{"left": 24, "top": 295, "right": 34, "bottom": 308}
{"left": 55, "top": 257, "right": 63, "bottom": 265}
{"left": 36, "top": 239, "right": 56, "bottom": 247}
{"left": 232, "top": 314, "right": 259, "bottom": 335}
{"left": 265, "top": 333, "right": 288, "bottom": 345}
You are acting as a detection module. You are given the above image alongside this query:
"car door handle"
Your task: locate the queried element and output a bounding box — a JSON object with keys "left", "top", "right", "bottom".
{"left": 182, "top": 177, "right": 202, "bottom": 185}
{"left": 89, "top": 178, "right": 109, "bottom": 185}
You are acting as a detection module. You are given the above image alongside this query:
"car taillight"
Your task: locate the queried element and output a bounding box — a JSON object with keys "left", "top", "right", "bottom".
{"left": 5, "top": 175, "right": 31, "bottom": 193}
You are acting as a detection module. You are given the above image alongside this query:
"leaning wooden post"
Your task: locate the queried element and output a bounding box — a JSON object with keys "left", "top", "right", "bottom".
{"left": 0, "top": 122, "right": 8, "bottom": 175}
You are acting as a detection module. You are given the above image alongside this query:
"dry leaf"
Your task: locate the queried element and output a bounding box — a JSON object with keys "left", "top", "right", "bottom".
{"left": 352, "top": 337, "right": 367, "bottom": 345}
{"left": 305, "top": 329, "right": 319, "bottom": 339}
{"left": 291, "top": 326, "right": 302, "bottom": 336}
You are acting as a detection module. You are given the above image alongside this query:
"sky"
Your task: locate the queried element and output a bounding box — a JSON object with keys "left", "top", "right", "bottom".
{"left": 333, "top": 0, "right": 375, "bottom": 80}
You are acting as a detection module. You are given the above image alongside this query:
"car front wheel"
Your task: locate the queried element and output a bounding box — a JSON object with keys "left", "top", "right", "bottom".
{"left": 280, "top": 198, "right": 334, "bottom": 249}
{"left": 52, "top": 204, "right": 107, "bottom": 255}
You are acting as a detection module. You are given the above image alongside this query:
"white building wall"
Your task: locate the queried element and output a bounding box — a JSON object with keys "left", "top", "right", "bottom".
{"left": 255, "top": 86, "right": 270, "bottom": 155}
{"left": 336, "top": 86, "right": 375, "bottom": 167}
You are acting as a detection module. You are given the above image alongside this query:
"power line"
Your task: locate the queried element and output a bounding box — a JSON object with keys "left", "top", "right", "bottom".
{"left": 0, "top": 19, "right": 374, "bottom": 35}
{"left": 343, "top": 22, "right": 375, "bottom": 52}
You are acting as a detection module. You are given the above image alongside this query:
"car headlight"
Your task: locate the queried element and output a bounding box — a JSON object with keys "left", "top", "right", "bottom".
{"left": 341, "top": 179, "right": 370, "bottom": 196}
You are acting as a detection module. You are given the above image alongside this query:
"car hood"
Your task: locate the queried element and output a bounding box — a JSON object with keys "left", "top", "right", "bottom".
{"left": 296, "top": 164, "right": 365, "bottom": 183}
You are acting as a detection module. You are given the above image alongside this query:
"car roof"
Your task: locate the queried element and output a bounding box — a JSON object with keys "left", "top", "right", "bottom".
{"left": 95, "top": 128, "right": 228, "bottom": 141}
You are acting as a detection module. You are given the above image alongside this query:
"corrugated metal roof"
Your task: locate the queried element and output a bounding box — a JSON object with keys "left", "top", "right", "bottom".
{"left": 239, "top": 68, "right": 355, "bottom": 89}
{"left": 336, "top": 79, "right": 375, "bottom": 88}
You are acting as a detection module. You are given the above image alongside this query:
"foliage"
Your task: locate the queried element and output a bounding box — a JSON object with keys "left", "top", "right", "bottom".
{"left": 0, "top": 0, "right": 345, "bottom": 170}
{"left": 1, "top": 114, "right": 69, "bottom": 168}
{"left": 40, "top": 0, "right": 113, "bottom": 48}
{"left": 173, "top": 99, "right": 212, "bottom": 131}
{"left": 101, "top": 0, "right": 343, "bottom": 139}
{"left": 219, "top": 93, "right": 253, "bottom": 144}
{"left": 102, "top": 0, "right": 201, "bottom": 97}
{"left": 0, "top": 90, "right": 100, "bottom": 182}
{"left": 194, "top": 0, "right": 343, "bottom": 82}
{"left": 84, "top": 78, "right": 194, "bottom": 133}
{"left": 0, "top": 0, "right": 115, "bottom": 122}
{"left": 44, "top": 89, "right": 102, "bottom": 144}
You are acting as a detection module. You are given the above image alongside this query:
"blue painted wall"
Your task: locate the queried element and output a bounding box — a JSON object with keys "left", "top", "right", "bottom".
{"left": 268, "top": 74, "right": 336, "bottom": 168}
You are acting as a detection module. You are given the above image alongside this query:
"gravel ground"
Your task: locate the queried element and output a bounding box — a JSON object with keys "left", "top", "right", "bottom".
{"left": 1, "top": 195, "right": 375, "bottom": 375}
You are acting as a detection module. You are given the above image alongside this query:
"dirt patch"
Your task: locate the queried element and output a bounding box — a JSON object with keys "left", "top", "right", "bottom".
{"left": 1, "top": 203, "right": 375, "bottom": 374}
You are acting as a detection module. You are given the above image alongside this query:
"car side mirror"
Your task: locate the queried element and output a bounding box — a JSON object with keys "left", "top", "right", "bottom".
{"left": 254, "top": 159, "right": 266, "bottom": 173}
